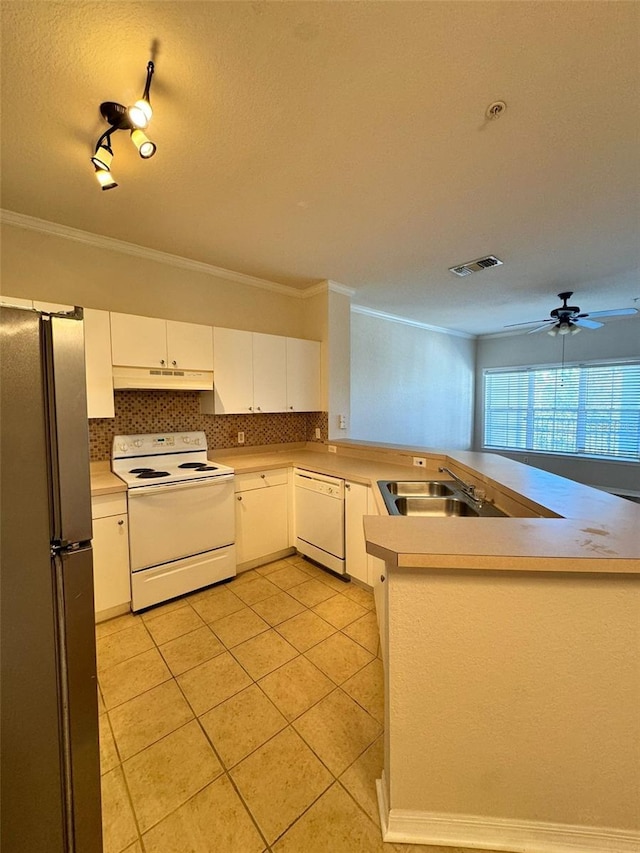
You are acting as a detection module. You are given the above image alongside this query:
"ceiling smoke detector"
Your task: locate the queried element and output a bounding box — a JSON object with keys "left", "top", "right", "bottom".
{"left": 448, "top": 255, "right": 503, "bottom": 277}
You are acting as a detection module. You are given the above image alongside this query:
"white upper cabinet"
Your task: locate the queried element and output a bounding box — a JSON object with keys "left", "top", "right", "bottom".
{"left": 205, "top": 327, "right": 321, "bottom": 415}
{"left": 286, "top": 338, "right": 321, "bottom": 412}
{"left": 211, "top": 327, "right": 254, "bottom": 414}
{"left": 166, "top": 320, "right": 214, "bottom": 370}
{"left": 84, "top": 308, "right": 115, "bottom": 418}
{"left": 110, "top": 313, "right": 167, "bottom": 367}
{"left": 253, "top": 333, "right": 287, "bottom": 413}
{"left": 110, "top": 312, "right": 213, "bottom": 370}
{"left": 209, "top": 328, "right": 287, "bottom": 414}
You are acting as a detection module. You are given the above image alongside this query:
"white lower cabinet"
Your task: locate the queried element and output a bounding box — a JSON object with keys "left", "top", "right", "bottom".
{"left": 345, "top": 481, "right": 369, "bottom": 584}
{"left": 91, "top": 494, "right": 131, "bottom": 621}
{"left": 235, "top": 469, "right": 290, "bottom": 568}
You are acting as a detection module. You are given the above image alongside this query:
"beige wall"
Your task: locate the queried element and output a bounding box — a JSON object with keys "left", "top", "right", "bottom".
{"left": 0, "top": 222, "right": 312, "bottom": 338}
{"left": 387, "top": 567, "right": 640, "bottom": 834}
{"left": 350, "top": 311, "right": 474, "bottom": 449}
{"left": 327, "top": 288, "right": 351, "bottom": 439}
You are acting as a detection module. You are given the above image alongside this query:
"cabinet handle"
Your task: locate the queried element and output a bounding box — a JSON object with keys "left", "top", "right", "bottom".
{"left": 289, "top": 406, "right": 294, "bottom": 410}
{"left": 260, "top": 473, "right": 266, "bottom": 479}
{"left": 118, "top": 519, "right": 124, "bottom": 526}
{"left": 172, "top": 360, "right": 177, "bottom": 366}
{"left": 160, "top": 359, "right": 165, "bottom": 366}
{"left": 256, "top": 406, "right": 262, "bottom": 412}
{"left": 345, "top": 483, "right": 351, "bottom": 490}
{"left": 249, "top": 407, "right": 253, "bottom": 412}
{"left": 380, "top": 574, "right": 386, "bottom": 583}
{"left": 237, "top": 495, "right": 242, "bottom": 501}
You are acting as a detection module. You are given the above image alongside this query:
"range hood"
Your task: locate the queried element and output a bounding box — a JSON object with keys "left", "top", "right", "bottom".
{"left": 112, "top": 366, "right": 213, "bottom": 391}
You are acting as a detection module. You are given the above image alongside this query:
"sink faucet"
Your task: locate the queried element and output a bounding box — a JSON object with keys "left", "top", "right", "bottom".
{"left": 438, "top": 466, "right": 485, "bottom": 506}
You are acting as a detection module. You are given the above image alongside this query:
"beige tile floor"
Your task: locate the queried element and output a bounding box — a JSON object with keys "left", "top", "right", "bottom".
{"left": 97, "top": 554, "right": 499, "bottom": 853}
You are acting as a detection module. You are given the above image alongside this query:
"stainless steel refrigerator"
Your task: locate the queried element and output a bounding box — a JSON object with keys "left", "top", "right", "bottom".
{"left": 1, "top": 305, "right": 103, "bottom": 852}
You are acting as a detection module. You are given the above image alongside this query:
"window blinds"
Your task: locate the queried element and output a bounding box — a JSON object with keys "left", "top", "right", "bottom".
{"left": 483, "top": 361, "right": 640, "bottom": 462}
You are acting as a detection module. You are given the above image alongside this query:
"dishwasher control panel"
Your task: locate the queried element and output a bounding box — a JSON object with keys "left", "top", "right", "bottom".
{"left": 293, "top": 469, "right": 345, "bottom": 499}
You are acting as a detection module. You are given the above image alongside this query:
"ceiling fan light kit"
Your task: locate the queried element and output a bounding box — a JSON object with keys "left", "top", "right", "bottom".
{"left": 505, "top": 291, "right": 638, "bottom": 336}
{"left": 91, "top": 60, "right": 156, "bottom": 190}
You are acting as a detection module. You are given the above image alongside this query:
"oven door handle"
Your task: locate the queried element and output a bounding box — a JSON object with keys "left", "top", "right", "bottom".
{"left": 127, "top": 474, "right": 235, "bottom": 497}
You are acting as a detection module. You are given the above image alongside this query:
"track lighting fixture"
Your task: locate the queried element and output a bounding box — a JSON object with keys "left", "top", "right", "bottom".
{"left": 91, "top": 60, "right": 156, "bottom": 190}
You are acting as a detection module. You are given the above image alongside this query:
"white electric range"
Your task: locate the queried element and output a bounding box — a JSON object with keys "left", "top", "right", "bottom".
{"left": 112, "top": 431, "right": 236, "bottom": 611}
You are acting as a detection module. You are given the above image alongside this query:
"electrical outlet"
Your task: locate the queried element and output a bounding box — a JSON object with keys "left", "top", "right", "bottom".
{"left": 328, "top": 445, "right": 337, "bottom": 453}
{"left": 413, "top": 457, "right": 427, "bottom": 467}
{"left": 315, "top": 428, "right": 321, "bottom": 439}
{"left": 523, "top": 456, "right": 529, "bottom": 464}
{"left": 338, "top": 414, "right": 347, "bottom": 430}
{"left": 237, "top": 431, "right": 245, "bottom": 444}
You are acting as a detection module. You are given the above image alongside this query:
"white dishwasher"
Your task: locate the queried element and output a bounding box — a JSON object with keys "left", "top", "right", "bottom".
{"left": 294, "top": 469, "right": 345, "bottom": 575}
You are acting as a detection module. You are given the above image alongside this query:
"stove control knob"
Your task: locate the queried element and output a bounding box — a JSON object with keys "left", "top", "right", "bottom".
{"left": 134, "top": 440, "right": 142, "bottom": 447}
{"left": 182, "top": 436, "right": 190, "bottom": 443}
{"left": 195, "top": 438, "right": 201, "bottom": 445}
{"left": 120, "top": 443, "right": 128, "bottom": 452}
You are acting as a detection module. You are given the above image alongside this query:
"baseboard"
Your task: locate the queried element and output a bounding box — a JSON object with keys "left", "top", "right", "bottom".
{"left": 94, "top": 602, "right": 130, "bottom": 624}
{"left": 236, "top": 548, "right": 296, "bottom": 572}
{"left": 376, "top": 774, "right": 639, "bottom": 853}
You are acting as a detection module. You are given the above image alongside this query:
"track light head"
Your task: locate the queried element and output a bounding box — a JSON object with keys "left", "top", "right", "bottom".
{"left": 131, "top": 129, "right": 156, "bottom": 159}
{"left": 90, "top": 138, "right": 114, "bottom": 172}
{"left": 94, "top": 167, "right": 118, "bottom": 191}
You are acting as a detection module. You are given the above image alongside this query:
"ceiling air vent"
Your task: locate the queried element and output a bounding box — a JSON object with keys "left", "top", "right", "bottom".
{"left": 449, "top": 255, "right": 503, "bottom": 277}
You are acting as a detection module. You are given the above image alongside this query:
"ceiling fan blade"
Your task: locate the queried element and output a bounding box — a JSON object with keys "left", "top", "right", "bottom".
{"left": 574, "top": 318, "right": 603, "bottom": 329}
{"left": 504, "top": 319, "right": 550, "bottom": 328}
{"left": 527, "top": 324, "right": 553, "bottom": 334}
{"left": 583, "top": 307, "right": 638, "bottom": 319}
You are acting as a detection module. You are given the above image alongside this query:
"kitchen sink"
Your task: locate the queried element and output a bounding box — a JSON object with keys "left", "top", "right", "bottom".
{"left": 394, "top": 496, "right": 479, "bottom": 517}
{"left": 385, "top": 480, "right": 454, "bottom": 497}
{"left": 378, "top": 480, "right": 507, "bottom": 518}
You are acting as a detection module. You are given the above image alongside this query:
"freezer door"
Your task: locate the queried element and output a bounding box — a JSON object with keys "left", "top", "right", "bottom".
{"left": 54, "top": 545, "right": 103, "bottom": 853}
{"left": 46, "top": 314, "right": 93, "bottom": 546}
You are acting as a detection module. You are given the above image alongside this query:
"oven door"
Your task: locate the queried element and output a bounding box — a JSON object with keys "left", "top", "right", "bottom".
{"left": 127, "top": 475, "right": 235, "bottom": 571}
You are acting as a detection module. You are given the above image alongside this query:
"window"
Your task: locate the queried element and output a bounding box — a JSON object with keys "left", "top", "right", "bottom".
{"left": 483, "top": 361, "right": 640, "bottom": 462}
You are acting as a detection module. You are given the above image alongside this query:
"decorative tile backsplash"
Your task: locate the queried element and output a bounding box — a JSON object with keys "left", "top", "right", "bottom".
{"left": 88, "top": 390, "right": 327, "bottom": 461}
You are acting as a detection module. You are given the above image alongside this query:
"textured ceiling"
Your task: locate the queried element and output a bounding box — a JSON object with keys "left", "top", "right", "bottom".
{"left": 1, "top": 1, "right": 639, "bottom": 335}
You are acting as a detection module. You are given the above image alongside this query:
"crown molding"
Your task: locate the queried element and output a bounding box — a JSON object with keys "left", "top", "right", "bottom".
{"left": 351, "top": 304, "right": 476, "bottom": 339}
{"left": 0, "top": 209, "right": 317, "bottom": 299}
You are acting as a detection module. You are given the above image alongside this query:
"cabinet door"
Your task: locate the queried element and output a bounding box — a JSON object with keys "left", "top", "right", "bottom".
{"left": 84, "top": 308, "right": 114, "bottom": 418}
{"left": 92, "top": 514, "right": 131, "bottom": 614}
{"left": 212, "top": 327, "right": 254, "bottom": 414}
{"left": 110, "top": 312, "right": 167, "bottom": 368}
{"left": 345, "top": 481, "right": 369, "bottom": 584}
{"left": 286, "top": 338, "right": 321, "bottom": 411}
{"left": 166, "top": 320, "right": 213, "bottom": 370}
{"left": 235, "top": 484, "right": 289, "bottom": 564}
{"left": 253, "top": 333, "right": 287, "bottom": 413}
{"left": 367, "top": 488, "right": 387, "bottom": 661}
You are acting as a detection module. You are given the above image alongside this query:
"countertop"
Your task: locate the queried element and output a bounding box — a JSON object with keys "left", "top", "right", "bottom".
{"left": 90, "top": 443, "right": 640, "bottom": 574}
{"left": 90, "top": 461, "right": 127, "bottom": 496}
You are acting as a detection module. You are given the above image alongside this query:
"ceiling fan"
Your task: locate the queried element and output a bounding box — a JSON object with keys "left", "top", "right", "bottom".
{"left": 505, "top": 291, "right": 638, "bottom": 336}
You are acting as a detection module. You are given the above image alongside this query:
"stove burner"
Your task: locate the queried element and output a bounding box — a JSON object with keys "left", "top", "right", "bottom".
{"left": 130, "top": 467, "right": 154, "bottom": 474}
{"left": 178, "top": 463, "right": 206, "bottom": 469}
{"left": 195, "top": 466, "right": 217, "bottom": 471}
{"left": 136, "top": 471, "right": 170, "bottom": 479}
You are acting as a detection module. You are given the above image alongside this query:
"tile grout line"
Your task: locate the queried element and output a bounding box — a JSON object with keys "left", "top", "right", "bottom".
{"left": 98, "top": 555, "right": 380, "bottom": 851}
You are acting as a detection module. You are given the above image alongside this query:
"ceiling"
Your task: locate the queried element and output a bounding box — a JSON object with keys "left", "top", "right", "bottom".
{"left": 1, "top": 1, "right": 638, "bottom": 335}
